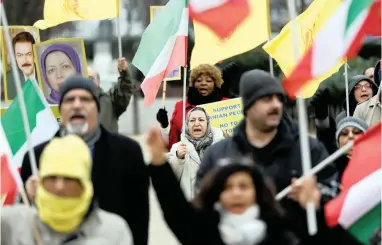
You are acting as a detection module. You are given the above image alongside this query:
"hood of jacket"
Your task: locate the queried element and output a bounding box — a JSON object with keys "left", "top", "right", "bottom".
{"left": 341, "top": 75, "right": 378, "bottom": 114}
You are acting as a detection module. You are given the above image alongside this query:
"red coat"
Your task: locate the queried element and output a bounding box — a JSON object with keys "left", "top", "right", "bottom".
{"left": 168, "top": 97, "right": 229, "bottom": 150}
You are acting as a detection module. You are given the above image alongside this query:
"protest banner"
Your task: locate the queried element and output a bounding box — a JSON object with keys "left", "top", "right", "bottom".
{"left": 1, "top": 26, "right": 41, "bottom": 102}
{"left": 199, "top": 98, "right": 243, "bottom": 135}
{"left": 34, "top": 38, "right": 88, "bottom": 105}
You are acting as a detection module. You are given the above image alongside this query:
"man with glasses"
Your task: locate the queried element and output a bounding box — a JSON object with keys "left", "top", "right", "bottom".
{"left": 87, "top": 57, "right": 133, "bottom": 133}
{"left": 21, "top": 75, "right": 149, "bottom": 245}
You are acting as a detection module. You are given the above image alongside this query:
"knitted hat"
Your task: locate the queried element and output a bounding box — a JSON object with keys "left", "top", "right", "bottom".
{"left": 59, "top": 75, "right": 100, "bottom": 111}
{"left": 335, "top": 117, "right": 369, "bottom": 146}
{"left": 239, "top": 69, "right": 285, "bottom": 112}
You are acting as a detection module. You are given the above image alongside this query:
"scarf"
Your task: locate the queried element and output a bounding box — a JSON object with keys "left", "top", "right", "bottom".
{"left": 215, "top": 204, "right": 267, "bottom": 245}
{"left": 187, "top": 87, "right": 223, "bottom": 106}
{"left": 184, "top": 108, "right": 214, "bottom": 159}
{"left": 60, "top": 125, "right": 101, "bottom": 149}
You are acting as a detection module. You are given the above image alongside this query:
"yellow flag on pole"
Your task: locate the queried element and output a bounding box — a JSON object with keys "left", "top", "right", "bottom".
{"left": 263, "top": 0, "right": 344, "bottom": 98}
{"left": 190, "top": 0, "right": 270, "bottom": 68}
{"left": 34, "top": 0, "right": 120, "bottom": 30}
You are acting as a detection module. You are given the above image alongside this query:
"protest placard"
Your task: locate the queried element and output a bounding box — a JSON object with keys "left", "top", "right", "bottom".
{"left": 199, "top": 98, "right": 243, "bottom": 135}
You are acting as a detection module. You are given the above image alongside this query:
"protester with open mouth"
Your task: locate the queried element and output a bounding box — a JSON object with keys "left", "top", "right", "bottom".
{"left": 147, "top": 126, "right": 300, "bottom": 245}
{"left": 167, "top": 107, "right": 225, "bottom": 200}
{"left": 311, "top": 75, "right": 378, "bottom": 154}
{"left": 20, "top": 75, "right": 150, "bottom": 245}
{"left": 156, "top": 64, "right": 229, "bottom": 150}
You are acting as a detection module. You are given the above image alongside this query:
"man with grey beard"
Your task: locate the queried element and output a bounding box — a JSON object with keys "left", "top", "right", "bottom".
{"left": 20, "top": 75, "right": 150, "bottom": 245}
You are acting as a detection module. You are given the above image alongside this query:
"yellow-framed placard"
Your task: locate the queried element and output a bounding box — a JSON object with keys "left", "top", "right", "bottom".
{"left": 1, "top": 26, "right": 42, "bottom": 103}
{"left": 150, "top": 5, "right": 181, "bottom": 81}
{"left": 34, "top": 37, "right": 88, "bottom": 105}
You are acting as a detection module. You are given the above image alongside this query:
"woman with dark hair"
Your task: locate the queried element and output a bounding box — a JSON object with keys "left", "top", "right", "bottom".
{"left": 40, "top": 43, "right": 82, "bottom": 104}
{"left": 147, "top": 127, "right": 300, "bottom": 245}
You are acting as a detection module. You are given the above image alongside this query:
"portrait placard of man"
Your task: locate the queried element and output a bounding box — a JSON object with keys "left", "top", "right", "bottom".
{"left": 4, "top": 30, "right": 39, "bottom": 101}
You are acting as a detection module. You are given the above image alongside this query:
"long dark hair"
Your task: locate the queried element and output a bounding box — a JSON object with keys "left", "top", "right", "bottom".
{"left": 193, "top": 157, "right": 284, "bottom": 221}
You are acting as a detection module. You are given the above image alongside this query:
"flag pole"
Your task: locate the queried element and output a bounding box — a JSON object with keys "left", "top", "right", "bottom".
{"left": 276, "top": 140, "right": 353, "bottom": 200}
{"left": 268, "top": 39, "right": 274, "bottom": 77}
{"left": 116, "top": 0, "right": 122, "bottom": 58}
{"left": 0, "top": 4, "right": 38, "bottom": 177}
{"left": 162, "top": 80, "right": 167, "bottom": 108}
{"left": 286, "top": 0, "right": 317, "bottom": 235}
{"left": 344, "top": 62, "right": 350, "bottom": 117}
{"left": 181, "top": 67, "right": 187, "bottom": 141}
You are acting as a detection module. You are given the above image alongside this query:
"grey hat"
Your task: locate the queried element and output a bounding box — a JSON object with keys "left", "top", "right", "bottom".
{"left": 239, "top": 70, "right": 285, "bottom": 112}
{"left": 59, "top": 75, "right": 100, "bottom": 111}
{"left": 335, "top": 117, "right": 369, "bottom": 146}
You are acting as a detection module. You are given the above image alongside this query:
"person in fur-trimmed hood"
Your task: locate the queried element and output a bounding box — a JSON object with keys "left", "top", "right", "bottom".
{"left": 156, "top": 64, "right": 229, "bottom": 150}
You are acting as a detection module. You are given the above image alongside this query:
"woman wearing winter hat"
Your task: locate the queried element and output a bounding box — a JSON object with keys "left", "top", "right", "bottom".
{"left": 167, "top": 107, "right": 224, "bottom": 200}
{"left": 334, "top": 117, "right": 369, "bottom": 179}
{"left": 147, "top": 127, "right": 300, "bottom": 245}
{"left": 156, "top": 64, "right": 229, "bottom": 150}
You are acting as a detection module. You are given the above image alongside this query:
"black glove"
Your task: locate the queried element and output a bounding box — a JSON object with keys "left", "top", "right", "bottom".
{"left": 156, "top": 108, "right": 169, "bottom": 128}
{"left": 310, "top": 88, "right": 330, "bottom": 120}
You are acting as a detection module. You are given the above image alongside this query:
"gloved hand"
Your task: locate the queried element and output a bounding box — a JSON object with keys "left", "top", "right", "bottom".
{"left": 310, "top": 88, "right": 330, "bottom": 120}
{"left": 156, "top": 108, "right": 169, "bottom": 128}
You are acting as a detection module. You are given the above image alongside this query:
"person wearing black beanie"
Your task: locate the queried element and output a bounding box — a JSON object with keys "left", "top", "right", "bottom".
{"left": 196, "top": 69, "right": 341, "bottom": 245}
{"left": 20, "top": 75, "right": 150, "bottom": 245}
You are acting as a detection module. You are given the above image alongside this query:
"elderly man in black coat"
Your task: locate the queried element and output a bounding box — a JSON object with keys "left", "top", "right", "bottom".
{"left": 21, "top": 76, "right": 149, "bottom": 245}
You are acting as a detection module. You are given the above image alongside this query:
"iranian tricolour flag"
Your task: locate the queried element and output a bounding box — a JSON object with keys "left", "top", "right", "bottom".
{"left": 325, "top": 122, "right": 381, "bottom": 244}
{"left": 1, "top": 80, "right": 58, "bottom": 168}
{"left": 283, "top": 0, "right": 381, "bottom": 97}
{"left": 132, "top": 0, "right": 188, "bottom": 106}
{"left": 0, "top": 123, "right": 21, "bottom": 206}
{"left": 189, "top": 0, "right": 250, "bottom": 38}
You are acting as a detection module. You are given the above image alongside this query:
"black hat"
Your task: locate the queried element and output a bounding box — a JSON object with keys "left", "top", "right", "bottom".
{"left": 59, "top": 75, "right": 100, "bottom": 111}
{"left": 239, "top": 69, "right": 285, "bottom": 112}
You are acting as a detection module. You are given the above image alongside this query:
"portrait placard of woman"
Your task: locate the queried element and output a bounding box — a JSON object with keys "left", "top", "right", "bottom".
{"left": 34, "top": 38, "right": 88, "bottom": 104}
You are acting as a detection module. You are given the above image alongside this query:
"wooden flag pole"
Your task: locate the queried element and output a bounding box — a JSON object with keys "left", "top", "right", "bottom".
{"left": 344, "top": 62, "right": 350, "bottom": 117}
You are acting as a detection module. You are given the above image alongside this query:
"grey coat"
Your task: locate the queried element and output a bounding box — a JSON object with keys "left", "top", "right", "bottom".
{"left": 1, "top": 205, "right": 133, "bottom": 245}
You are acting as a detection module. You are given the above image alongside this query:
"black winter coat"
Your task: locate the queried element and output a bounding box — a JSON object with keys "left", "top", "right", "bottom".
{"left": 150, "top": 162, "right": 301, "bottom": 245}
{"left": 20, "top": 127, "right": 150, "bottom": 245}
{"left": 195, "top": 115, "right": 341, "bottom": 244}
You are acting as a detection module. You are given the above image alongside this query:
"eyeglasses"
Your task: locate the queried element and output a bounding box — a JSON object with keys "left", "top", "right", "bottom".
{"left": 355, "top": 83, "right": 372, "bottom": 90}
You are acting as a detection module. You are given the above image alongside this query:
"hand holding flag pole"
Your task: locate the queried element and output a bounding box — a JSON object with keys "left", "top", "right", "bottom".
{"left": 286, "top": 0, "right": 317, "bottom": 236}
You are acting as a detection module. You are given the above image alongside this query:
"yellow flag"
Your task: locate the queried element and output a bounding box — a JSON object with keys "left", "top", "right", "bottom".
{"left": 191, "top": 0, "right": 270, "bottom": 68}
{"left": 263, "top": 0, "right": 344, "bottom": 98}
{"left": 34, "top": 0, "right": 120, "bottom": 30}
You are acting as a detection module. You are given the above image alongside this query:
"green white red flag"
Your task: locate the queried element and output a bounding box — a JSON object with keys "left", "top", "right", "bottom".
{"left": 132, "top": 0, "right": 188, "bottom": 106}
{"left": 189, "top": 0, "right": 250, "bottom": 38}
{"left": 325, "top": 122, "right": 381, "bottom": 244}
{"left": 0, "top": 123, "right": 21, "bottom": 206}
{"left": 283, "top": 0, "right": 381, "bottom": 97}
